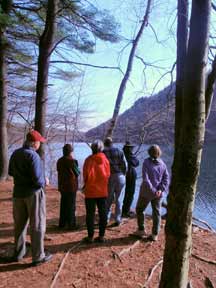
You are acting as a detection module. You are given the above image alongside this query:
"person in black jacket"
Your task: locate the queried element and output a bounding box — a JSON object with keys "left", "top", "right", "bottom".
{"left": 122, "top": 142, "right": 139, "bottom": 218}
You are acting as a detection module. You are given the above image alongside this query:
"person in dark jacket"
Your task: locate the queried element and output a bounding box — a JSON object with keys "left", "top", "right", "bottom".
{"left": 103, "top": 137, "right": 126, "bottom": 226}
{"left": 57, "top": 144, "right": 80, "bottom": 230}
{"left": 9, "top": 130, "right": 52, "bottom": 266}
{"left": 122, "top": 142, "right": 139, "bottom": 217}
{"left": 134, "top": 145, "right": 169, "bottom": 241}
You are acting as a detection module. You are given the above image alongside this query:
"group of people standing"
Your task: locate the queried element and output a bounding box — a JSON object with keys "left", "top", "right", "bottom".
{"left": 8, "top": 129, "right": 169, "bottom": 267}
{"left": 57, "top": 137, "right": 169, "bottom": 244}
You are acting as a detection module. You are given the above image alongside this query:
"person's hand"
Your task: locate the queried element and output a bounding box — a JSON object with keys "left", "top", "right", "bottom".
{"left": 45, "top": 177, "right": 50, "bottom": 186}
{"left": 156, "top": 190, "right": 162, "bottom": 198}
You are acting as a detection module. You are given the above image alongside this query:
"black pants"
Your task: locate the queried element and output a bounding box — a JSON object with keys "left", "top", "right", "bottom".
{"left": 122, "top": 168, "right": 137, "bottom": 215}
{"left": 59, "top": 192, "right": 77, "bottom": 228}
{"left": 85, "top": 197, "right": 107, "bottom": 238}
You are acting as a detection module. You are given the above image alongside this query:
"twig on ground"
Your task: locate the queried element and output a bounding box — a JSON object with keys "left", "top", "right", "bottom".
{"left": 143, "top": 259, "right": 163, "bottom": 288}
{"left": 111, "top": 249, "right": 123, "bottom": 263}
{"left": 50, "top": 242, "right": 82, "bottom": 288}
{"left": 104, "top": 240, "right": 140, "bottom": 267}
{"left": 192, "top": 253, "right": 216, "bottom": 265}
{"left": 192, "top": 217, "right": 215, "bottom": 233}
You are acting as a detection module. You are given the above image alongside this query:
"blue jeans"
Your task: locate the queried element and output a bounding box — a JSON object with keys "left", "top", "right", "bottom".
{"left": 136, "top": 192, "right": 162, "bottom": 235}
{"left": 106, "top": 173, "right": 125, "bottom": 223}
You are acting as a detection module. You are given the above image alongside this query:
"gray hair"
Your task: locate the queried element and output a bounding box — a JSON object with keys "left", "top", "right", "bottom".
{"left": 91, "top": 139, "right": 104, "bottom": 154}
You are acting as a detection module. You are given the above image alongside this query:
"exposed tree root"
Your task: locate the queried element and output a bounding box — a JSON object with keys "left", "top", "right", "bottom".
{"left": 50, "top": 242, "right": 82, "bottom": 288}
{"left": 104, "top": 240, "right": 140, "bottom": 267}
{"left": 143, "top": 259, "right": 163, "bottom": 288}
{"left": 161, "top": 202, "right": 215, "bottom": 233}
{"left": 204, "top": 276, "right": 215, "bottom": 288}
{"left": 192, "top": 253, "right": 216, "bottom": 265}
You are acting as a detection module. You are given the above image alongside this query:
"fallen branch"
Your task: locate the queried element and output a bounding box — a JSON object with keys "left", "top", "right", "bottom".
{"left": 104, "top": 240, "right": 140, "bottom": 267}
{"left": 192, "top": 217, "right": 215, "bottom": 233}
{"left": 50, "top": 242, "right": 82, "bottom": 288}
{"left": 111, "top": 249, "right": 123, "bottom": 263}
{"left": 161, "top": 203, "right": 215, "bottom": 234}
{"left": 192, "top": 253, "right": 216, "bottom": 265}
{"left": 143, "top": 259, "right": 163, "bottom": 288}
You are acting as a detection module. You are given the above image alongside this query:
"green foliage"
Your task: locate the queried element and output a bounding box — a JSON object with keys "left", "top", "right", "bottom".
{"left": 4, "top": 0, "right": 121, "bottom": 124}
{"left": 0, "top": 11, "right": 11, "bottom": 27}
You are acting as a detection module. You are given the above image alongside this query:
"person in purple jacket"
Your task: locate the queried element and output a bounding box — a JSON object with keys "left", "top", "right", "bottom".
{"left": 134, "top": 145, "right": 169, "bottom": 241}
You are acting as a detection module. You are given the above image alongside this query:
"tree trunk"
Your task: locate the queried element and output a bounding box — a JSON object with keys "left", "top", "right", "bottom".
{"left": 160, "top": 1, "right": 211, "bottom": 287}
{"left": 34, "top": 0, "right": 59, "bottom": 159}
{"left": 205, "top": 55, "right": 216, "bottom": 120}
{"left": 174, "top": 0, "right": 189, "bottom": 147}
{"left": 105, "top": 0, "right": 152, "bottom": 138}
{"left": 0, "top": 1, "right": 12, "bottom": 181}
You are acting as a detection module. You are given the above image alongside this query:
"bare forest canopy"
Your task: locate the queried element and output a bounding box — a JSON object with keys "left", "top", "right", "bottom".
{"left": 8, "top": 83, "right": 216, "bottom": 146}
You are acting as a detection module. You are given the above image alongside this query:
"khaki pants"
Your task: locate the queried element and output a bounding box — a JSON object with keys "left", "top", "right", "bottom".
{"left": 136, "top": 191, "right": 162, "bottom": 236}
{"left": 13, "top": 188, "right": 46, "bottom": 262}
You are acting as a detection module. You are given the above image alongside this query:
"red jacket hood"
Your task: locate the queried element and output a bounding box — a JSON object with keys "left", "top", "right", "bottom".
{"left": 83, "top": 152, "right": 110, "bottom": 198}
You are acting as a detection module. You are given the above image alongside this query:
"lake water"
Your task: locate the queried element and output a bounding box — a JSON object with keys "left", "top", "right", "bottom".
{"left": 46, "top": 142, "right": 216, "bottom": 230}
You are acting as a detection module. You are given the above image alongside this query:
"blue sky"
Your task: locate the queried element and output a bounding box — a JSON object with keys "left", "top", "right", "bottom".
{"left": 53, "top": 0, "right": 177, "bottom": 130}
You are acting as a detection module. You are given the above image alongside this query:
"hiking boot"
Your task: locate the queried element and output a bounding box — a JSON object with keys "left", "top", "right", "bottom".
{"left": 94, "top": 236, "right": 107, "bottom": 243}
{"left": 32, "top": 253, "right": 52, "bottom": 267}
{"left": 148, "top": 234, "right": 158, "bottom": 241}
{"left": 82, "top": 236, "right": 93, "bottom": 244}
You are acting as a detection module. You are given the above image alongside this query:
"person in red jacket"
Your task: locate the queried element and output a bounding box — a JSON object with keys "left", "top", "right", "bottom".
{"left": 57, "top": 144, "right": 80, "bottom": 230}
{"left": 83, "top": 139, "right": 110, "bottom": 243}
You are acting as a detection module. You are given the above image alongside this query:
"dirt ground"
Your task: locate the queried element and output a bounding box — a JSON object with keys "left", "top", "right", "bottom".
{"left": 0, "top": 181, "right": 215, "bottom": 288}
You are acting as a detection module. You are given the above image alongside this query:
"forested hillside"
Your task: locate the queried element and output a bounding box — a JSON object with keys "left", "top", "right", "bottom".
{"left": 86, "top": 85, "right": 216, "bottom": 144}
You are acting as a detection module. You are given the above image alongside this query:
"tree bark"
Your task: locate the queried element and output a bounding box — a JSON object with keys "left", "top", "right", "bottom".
{"left": 34, "top": 0, "right": 59, "bottom": 159}
{"left": 205, "top": 55, "right": 216, "bottom": 120}
{"left": 105, "top": 0, "right": 152, "bottom": 138}
{"left": 160, "top": 1, "right": 211, "bottom": 287}
{"left": 174, "top": 0, "right": 189, "bottom": 148}
{"left": 0, "top": 1, "right": 12, "bottom": 181}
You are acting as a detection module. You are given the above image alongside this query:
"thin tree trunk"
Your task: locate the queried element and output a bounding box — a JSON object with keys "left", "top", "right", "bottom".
{"left": 34, "top": 0, "right": 59, "bottom": 159}
{"left": 174, "top": 0, "right": 189, "bottom": 148}
{"left": 160, "top": 1, "right": 211, "bottom": 287}
{"left": 105, "top": 0, "right": 152, "bottom": 138}
{"left": 205, "top": 55, "right": 216, "bottom": 120}
{"left": 0, "top": 1, "right": 12, "bottom": 181}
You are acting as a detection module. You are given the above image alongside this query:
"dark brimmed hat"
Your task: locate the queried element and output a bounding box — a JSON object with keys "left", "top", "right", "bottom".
{"left": 124, "top": 141, "right": 135, "bottom": 147}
